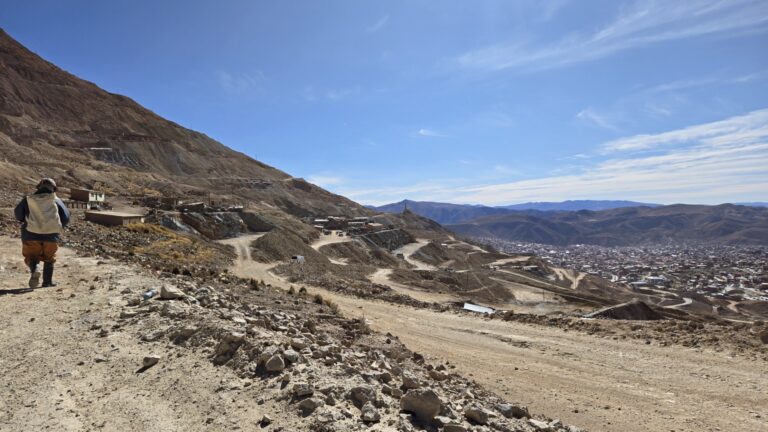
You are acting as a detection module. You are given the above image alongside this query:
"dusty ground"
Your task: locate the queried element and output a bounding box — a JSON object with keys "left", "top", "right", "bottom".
{"left": 316, "top": 292, "right": 768, "bottom": 432}
{"left": 218, "top": 236, "right": 768, "bottom": 432}
{"left": 0, "top": 237, "right": 270, "bottom": 431}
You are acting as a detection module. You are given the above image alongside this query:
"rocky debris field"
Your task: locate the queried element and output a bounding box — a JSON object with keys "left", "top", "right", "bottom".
{"left": 0, "top": 236, "right": 581, "bottom": 432}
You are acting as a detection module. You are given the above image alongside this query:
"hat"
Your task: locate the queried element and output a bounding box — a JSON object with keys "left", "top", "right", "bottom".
{"left": 37, "top": 178, "right": 57, "bottom": 192}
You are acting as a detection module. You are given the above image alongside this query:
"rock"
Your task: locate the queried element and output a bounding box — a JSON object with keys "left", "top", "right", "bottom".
{"left": 428, "top": 370, "right": 447, "bottom": 381}
{"left": 265, "top": 354, "right": 285, "bottom": 372}
{"left": 401, "top": 370, "right": 421, "bottom": 389}
{"left": 298, "top": 397, "right": 323, "bottom": 415}
{"left": 495, "top": 402, "right": 529, "bottom": 419}
{"left": 758, "top": 329, "right": 768, "bottom": 344}
{"left": 293, "top": 383, "right": 314, "bottom": 397}
{"left": 142, "top": 355, "right": 160, "bottom": 368}
{"left": 291, "top": 337, "right": 309, "bottom": 350}
{"left": 259, "top": 415, "right": 272, "bottom": 427}
{"left": 399, "top": 388, "right": 442, "bottom": 423}
{"left": 443, "top": 425, "right": 468, "bottom": 432}
{"left": 283, "top": 349, "right": 300, "bottom": 364}
{"left": 361, "top": 401, "right": 380, "bottom": 423}
{"left": 349, "top": 385, "right": 377, "bottom": 408}
{"left": 464, "top": 404, "right": 492, "bottom": 425}
{"left": 529, "top": 419, "right": 552, "bottom": 431}
{"left": 160, "top": 285, "right": 185, "bottom": 300}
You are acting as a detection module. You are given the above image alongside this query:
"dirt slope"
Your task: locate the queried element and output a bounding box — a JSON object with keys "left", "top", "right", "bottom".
{"left": 0, "top": 239, "right": 267, "bottom": 431}
{"left": 317, "top": 293, "right": 768, "bottom": 432}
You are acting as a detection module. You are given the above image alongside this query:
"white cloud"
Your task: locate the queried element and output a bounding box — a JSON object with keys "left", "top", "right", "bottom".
{"left": 217, "top": 70, "right": 264, "bottom": 94}
{"left": 457, "top": 1, "right": 768, "bottom": 72}
{"left": 348, "top": 109, "right": 768, "bottom": 205}
{"left": 367, "top": 14, "right": 390, "bottom": 32}
{"left": 602, "top": 108, "right": 768, "bottom": 152}
{"left": 417, "top": 128, "right": 451, "bottom": 138}
{"left": 576, "top": 108, "right": 620, "bottom": 131}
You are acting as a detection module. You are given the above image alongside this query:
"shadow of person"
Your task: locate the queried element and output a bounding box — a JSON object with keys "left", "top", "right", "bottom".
{"left": 0, "top": 287, "right": 34, "bottom": 296}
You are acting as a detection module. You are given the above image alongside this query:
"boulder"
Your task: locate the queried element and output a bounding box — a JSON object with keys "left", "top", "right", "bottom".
{"left": 298, "top": 397, "right": 323, "bottom": 415}
{"left": 361, "top": 401, "right": 380, "bottom": 423}
{"left": 349, "top": 385, "right": 377, "bottom": 408}
{"left": 464, "top": 403, "right": 493, "bottom": 425}
{"left": 265, "top": 354, "right": 285, "bottom": 372}
{"left": 496, "top": 402, "right": 530, "bottom": 419}
{"left": 160, "top": 285, "right": 185, "bottom": 300}
{"left": 399, "top": 389, "right": 442, "bottom": 423}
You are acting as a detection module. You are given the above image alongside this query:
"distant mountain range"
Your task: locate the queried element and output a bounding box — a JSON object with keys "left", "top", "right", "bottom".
{"left": 448, "top": 204, "right": 768, "bottom": 246}
{"left": 369, "top": 199, "right": 659, "bottom": 225}
{"left": 369, "top": 200, "right": 768, "bottom": 245}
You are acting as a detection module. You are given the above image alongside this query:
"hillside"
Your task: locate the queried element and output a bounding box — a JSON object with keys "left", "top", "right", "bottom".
{"left": 0, "top": 28, "right": 360, "bottom": 218}
{"left": 370, "top": 199, "right": 659, "bottom": 225}
{"left": 448, "top": 204, "right": 768, "bottom": 246}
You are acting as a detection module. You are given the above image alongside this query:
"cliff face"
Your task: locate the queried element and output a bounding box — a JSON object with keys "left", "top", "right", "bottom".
{"left": 0, "top": 28, "right": 362, "bottom": 217}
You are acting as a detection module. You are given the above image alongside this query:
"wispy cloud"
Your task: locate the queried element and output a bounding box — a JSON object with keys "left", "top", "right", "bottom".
{"left": 576, "top": 108, "right": 620, "bottom": 131}
{"left": 416, "top": 128, "right": 451, "bottom": 138}
{"left": 457, "top": 1, "right": 768, "bottom": 72}
{"left": 367, "top": 14, "right": 390, "bottom": 32}
{"left": 602, "top": 108, "right": 768, "bottom": 152}
{"left": 216, "top": 70, "right": 264, "bottom": 94}
{"left": 350, "top": 109, "right": 768, "bottom": 205}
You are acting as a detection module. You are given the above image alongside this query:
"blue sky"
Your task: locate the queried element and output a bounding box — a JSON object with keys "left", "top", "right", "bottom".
{"left": 2, "top": 0, "right": 767, "bottom": 205}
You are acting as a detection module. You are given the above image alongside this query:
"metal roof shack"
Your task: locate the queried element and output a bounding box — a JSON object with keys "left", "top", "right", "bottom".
{"left": 85, "top": 211, "right": 144, "bottom": 227}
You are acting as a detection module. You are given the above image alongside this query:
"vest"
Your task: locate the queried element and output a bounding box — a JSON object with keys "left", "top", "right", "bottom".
{"left": 25, "top": 193, "right": 63, "bottom": 234}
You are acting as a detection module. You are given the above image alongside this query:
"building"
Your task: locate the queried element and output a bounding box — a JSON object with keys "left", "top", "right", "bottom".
{"left": 70, "top": 188, "right": 105, "bottom": 207}
{"left": 85, "top": 210, "right": 144, "bottom": 227}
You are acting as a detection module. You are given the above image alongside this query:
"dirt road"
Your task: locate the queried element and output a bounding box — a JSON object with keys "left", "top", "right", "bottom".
{"left": 0, "top": 237, "right": 268, "bottom": 431}
{"left": 316, "top": 292, "right": 768, "bottom": 432}
{"left": 393, "top": 239, "right": 436, "bottom": 271}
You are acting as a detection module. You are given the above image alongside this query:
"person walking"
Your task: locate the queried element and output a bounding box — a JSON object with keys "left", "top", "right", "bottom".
{"left": 14, "top": 178, "right": 71, "bottom": 288}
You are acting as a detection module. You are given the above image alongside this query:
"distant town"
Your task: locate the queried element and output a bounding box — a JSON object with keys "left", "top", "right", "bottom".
{"left": 479, "top": 237, "right": 768, "bottom": 303}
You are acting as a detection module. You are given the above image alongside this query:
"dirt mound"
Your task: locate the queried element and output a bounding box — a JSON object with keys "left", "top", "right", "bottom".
{"left": 585, "top": 299, "right": 664, "bottom": 320}
{"left": 250, "top": 229, "right": 327, "bottom": 264}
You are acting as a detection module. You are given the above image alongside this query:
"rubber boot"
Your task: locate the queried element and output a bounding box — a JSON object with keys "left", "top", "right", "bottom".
{"left": 42, "top": 262, "right": 57, "bottom": 288}
{"left": 28, "top": 260, "right": 41, "bottom": 289}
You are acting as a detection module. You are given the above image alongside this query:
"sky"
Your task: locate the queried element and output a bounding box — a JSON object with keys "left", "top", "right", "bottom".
{"left": 1, "top": 0, "right": 767, "bottom": 206}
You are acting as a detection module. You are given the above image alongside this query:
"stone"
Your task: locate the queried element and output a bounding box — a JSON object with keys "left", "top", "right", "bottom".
{"left": 401, "top": 370, "right": 421, "bottom": 389}
{"left": 291, "top": 337, "right": 309, "bottom": 350}
{"left": 361, "top": 401, "right": 380, "bottom": 423}
{"left": 349, "top": 385, "right": 377, "bottom": 408}
{"left": 298, "top": 397, "right": 323, "bottom": 415}
{"left": 293, "top": 383, "right": 314, "bottom": 397}
{"left": 399, "top": 389, "right": 442, "bottom": 423}
{"left": 265, "top": 354, "right": 285, "bottom": 372}
{"left": 443, "top": 425, "right": 468, "bottom": 432}
{"left": 283, "top": 349, "right": 300, "bottom": 364}
{"left": 259, "top": 415, "right": 272, "bottom": 427}
{"left": 160, "top": 285, "right": 185, "bottom": 300}
{"left": 464, "top": 404, "right": 492, "bottom": 425}
{"left": 529, "top": 419, "right": 552, "bottom": 431}
{"left": 428, "top": 370, "right": 447, "bottom": 381}
{"left": 496, "top": 402, "right": 530, "bottom": 419}
{"left": 142, "top": 355, "right": 160, "bottom": 368}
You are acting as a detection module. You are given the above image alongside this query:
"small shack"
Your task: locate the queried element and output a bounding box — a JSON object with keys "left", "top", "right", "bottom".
{"left": 70, "top": 188, "right": 105, "bottom": 209}
{"left": 85, "top": 210, "right": 144, "bottom": 227}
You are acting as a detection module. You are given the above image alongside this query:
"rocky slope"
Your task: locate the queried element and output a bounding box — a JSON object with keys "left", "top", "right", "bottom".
{"left": 0, "top": 28, "right": 361, "bottom": 218}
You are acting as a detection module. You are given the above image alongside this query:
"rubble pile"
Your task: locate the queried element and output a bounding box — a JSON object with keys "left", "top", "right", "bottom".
{"left": 111, "top": 272, "right": 581, "bottom": 431}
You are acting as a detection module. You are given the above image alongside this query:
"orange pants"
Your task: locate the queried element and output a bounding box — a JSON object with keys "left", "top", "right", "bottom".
{"left": 22, "top": 240, "right": 58, "bottom": 265}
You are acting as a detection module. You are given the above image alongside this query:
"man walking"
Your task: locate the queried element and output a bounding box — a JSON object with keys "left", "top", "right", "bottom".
{"left": 14, "top": 178, "right": 71, "bottom": 288}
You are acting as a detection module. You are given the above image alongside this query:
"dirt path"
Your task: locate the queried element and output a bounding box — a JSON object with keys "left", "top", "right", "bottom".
{"left": 552, "top": 267, "right": 586, "bottom": 290}
{"left": 310, "top": 232, "right": 353, "bottom": 250}
{"left": 0, "top": 237, "right": 269, "bottom": 431}
{"left": 393, "top": 239, "right": 436, "bottom": 271}
{"left": 216, "top": 233, "right": 282, "bottom": 283}
{"left": 314, "top": 292, "right": 768, "bottom": 432}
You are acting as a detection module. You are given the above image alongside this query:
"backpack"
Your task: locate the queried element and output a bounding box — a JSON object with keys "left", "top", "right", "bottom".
{"left": 25, "top": 193, "right": 63, "bottom": 234}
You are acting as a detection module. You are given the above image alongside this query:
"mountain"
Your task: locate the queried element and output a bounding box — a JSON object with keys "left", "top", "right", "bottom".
{"left": 736, "top": 202, "right": 768, "bottom": 208}
{"left": 0, "top": 28, "right": 360, "bottom": 218}
{"left": 447, "top": 204, "right": 768, "bottom": 246}
{"left": 499, "top": 200, "right": 659, "bottom": 211}
{"left": 369, "top": 200, "right": 510, "bottom": 224}
{"left": 369, "top": 199, "right": 659, "bottom": 225}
